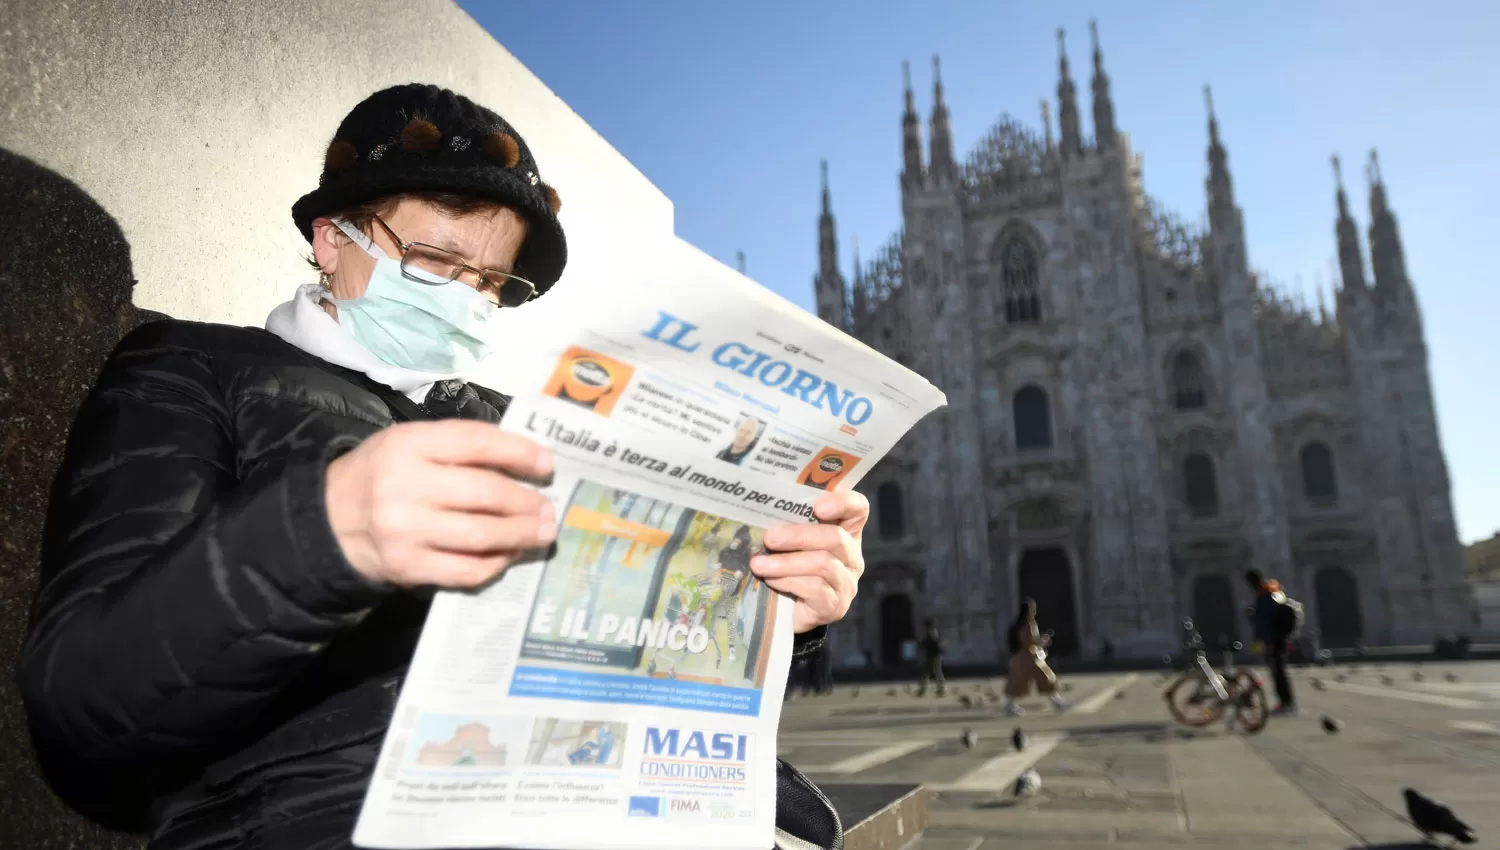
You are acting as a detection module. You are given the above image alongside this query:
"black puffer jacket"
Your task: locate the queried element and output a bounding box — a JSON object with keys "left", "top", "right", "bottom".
{"left": 19, "top": 319, "right": 829, "bottom": 849}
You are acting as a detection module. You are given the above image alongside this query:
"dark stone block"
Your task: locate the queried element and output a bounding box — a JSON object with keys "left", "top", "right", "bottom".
{"left": 821, "top": 783, "right": 928, "bottom": 850}
{"left": 0, "top": 146, "right": 158, "bottom": 850}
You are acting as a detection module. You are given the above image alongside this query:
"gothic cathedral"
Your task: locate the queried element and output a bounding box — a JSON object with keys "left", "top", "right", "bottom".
{"left": 815, "top": 23, "right": 1476, "bottom": 664}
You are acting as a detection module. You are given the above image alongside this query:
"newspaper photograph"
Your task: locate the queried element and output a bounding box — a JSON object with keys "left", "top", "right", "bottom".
{"left": 354, "top": 395, "right": 823, "bottom": 850}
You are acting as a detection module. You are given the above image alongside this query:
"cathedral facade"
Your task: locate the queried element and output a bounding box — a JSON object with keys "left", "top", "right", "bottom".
{"left": 815, "top": 24, "right": 1476, "bottom": 664}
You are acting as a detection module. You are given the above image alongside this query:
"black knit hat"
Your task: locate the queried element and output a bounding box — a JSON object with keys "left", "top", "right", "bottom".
{"left": 292, "top": 83, "right": 567, "bottom": 292}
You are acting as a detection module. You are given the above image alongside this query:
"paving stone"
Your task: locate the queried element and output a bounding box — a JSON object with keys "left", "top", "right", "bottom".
{"left": 782, "top": 667, "right": 1500, "bottom": 848}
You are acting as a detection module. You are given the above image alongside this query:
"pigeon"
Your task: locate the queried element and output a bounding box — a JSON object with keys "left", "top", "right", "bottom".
{"left": 1403, "top": 788, "right": 1476, "bottom": 845}
{"left": 959, "top": 694, "right": 974, "bottom": 709}
{"left": 1114, "top": 690, "right": 1126, "bottom": 700}
{"left": 1311, "top": 678, "right": 1326, "bottom": 691}
{"left": 1381, "top": 675, "right": 1394, "bottom": 687}
{"left": 1013, "top": 768, "right": 1041, "bottom": 797}
{"left": 961, "top": 728, "right": 978, "bottom": 750}
{"left": 887, "top": 688, "right": 898, "bottom": 697}
{"left": 851, "top": 687, "right": 860, "bottom": 699}
{"left": 1445, "top": 672, "right": 1459, "bottom": 683}
{"left": 1012, "top": 728, "right": 1027, "bottom": 752}
{"left": 1412, "top": 670, "right": 1425, "bottom": 683}
{"left": 1321, "top": 715, "right": 1343, "bottom": 734}
{"left": 1335, "top": 673, "right": 1348, "bottom": 683}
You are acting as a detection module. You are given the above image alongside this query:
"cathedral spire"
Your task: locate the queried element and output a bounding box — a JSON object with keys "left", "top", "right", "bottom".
{"left": 1089, "top": 19, "right": 1117, "bottom": 150}
{"left": 815, "top": 159, "right": 848, "bottom": 329}
{"left": 1332, "top": 154, "right": 1368, "bottom": 293}
{"left": 851, "top": 234, "right": 867, "bottom": 321}
{"left": 1040, "top": 99, "right": 1055, "bottom": 152}
{"left": 820, "top": 158, "right": 831, "bottom": 216}
{"left": 1203, "top": 85, "right": 1249, "bottom": 277}
{"left": 902, "top": 60, "right": 924, "bottom": 181}
{"left": 929, "top": 55, "right": 956, "bottom": 181}
{"left": 1365, "top": 148, "right": 1413, "bottom": 304}
{"left": 1056, "top": 28, "right": 1082, "bottom": 158}
{"left": 1204, "top": 85, "right": 1234, "bottom": 212}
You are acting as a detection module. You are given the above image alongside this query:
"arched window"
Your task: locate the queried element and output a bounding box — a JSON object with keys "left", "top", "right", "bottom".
{"left": 876, "top": 482, "right": 906, "bottom": 540}
{"left": 1171, "top": 350, "right": 1207, "bottom": 410}
{"left": 1183, "top": 452, "right": 1219, "bottom": 517}
{"left": 1001, "top": 237, "right": 1042, "bottom": 323}
{"left": 1013, "top": 385, "right": 1052, "bottom": 450}
{"left": 1300, "top": 441, "right": 1338, "bottom": 505}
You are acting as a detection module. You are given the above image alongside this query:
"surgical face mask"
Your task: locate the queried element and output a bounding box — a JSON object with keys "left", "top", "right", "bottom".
{"left": 326, "top": 217, "right": 498, "bottom": 373}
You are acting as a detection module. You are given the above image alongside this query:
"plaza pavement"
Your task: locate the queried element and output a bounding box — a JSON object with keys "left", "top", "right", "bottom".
{"left": 779, "top": 660, "right": 1500, "bottom": 849}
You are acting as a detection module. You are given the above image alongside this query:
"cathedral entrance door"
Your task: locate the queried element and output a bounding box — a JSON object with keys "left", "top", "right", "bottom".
{"left": 1314, "top": 566, "right": 1364, "bottom": 647}
{"left": 1017, "top": 548, "right": 1079, "bottom": 658}
{"left": 880, "top": 593, "right": 916, "bottom": 666}
{"left": 1191, "top": 574, "right": 1240, "bottom": 649}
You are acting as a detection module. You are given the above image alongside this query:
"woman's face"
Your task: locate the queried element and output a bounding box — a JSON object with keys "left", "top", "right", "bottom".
{"left": 311, "top": 196, "right": 529, "bottom": 317}
{"left": 731, "top": 418, "right": 759, "bottom": 451}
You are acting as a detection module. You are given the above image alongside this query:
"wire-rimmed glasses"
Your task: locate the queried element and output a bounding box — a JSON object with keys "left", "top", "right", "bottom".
{"left": 371, "top": 214, "right": 537, "bottom": 308}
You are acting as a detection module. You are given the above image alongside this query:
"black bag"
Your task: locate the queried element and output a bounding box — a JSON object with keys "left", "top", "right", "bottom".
{"left": 775, "top": 757, "right": 843, "bottom": 850}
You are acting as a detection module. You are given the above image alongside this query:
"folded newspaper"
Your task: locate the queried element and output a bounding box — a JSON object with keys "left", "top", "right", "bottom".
{"left": 353, "top": 248, "right": 946, "bottom": 850}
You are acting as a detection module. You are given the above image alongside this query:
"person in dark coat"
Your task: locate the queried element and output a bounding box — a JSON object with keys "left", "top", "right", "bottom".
{"left": 814, "top": 632, "right": 835, "bottom": 694}
{"left": 1245, "top": 569, "right": 1298, "bottom": 716}
{"left": 915, "top": 617, "right": 946, "bottom": 696}
{"left": 18, "top": 84, "right": 869, "bottom": 849}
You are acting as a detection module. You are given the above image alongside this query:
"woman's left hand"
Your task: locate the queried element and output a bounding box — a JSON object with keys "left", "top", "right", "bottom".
{"left": 751, "top": 491, "right": 867, "bottom": 634}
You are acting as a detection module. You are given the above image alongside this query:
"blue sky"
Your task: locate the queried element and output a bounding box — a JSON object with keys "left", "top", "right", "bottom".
{"left": 465, "top": 1, "right": 1500, "bottom": 544}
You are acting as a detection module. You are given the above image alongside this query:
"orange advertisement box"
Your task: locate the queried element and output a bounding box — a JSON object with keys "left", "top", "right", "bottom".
{"left": 543, "top": 346, "right": 635, "bottom": 417}
{"left": 796, "top": 447, "right": 861, "bottom": 491}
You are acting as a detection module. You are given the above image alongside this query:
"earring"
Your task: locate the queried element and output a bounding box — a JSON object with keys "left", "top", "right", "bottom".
{"left": 318, "top": 272, "right": 332, "bottom": 290}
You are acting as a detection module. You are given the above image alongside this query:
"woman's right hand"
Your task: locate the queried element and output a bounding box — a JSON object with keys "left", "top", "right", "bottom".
{"left": 324, "top": 420, "right": 557, "bottom": 589}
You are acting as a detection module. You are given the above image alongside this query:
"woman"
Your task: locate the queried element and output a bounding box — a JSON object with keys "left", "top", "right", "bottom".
{"left": 1003, "top": 599, "right": 1072, "bottom": 716}
{"left": 707, "top": 525, "right": 758, "bottom": 667}
{"left": 19, "top": 84, "right": 866, "bottom": 848}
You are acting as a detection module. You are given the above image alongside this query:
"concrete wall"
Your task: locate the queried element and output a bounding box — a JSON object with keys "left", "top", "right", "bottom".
{"left": 0, "top": 2, "right": 756, "bottom": 847}
{"left": 0, "top": 0, "right": 677, "bottom": 326}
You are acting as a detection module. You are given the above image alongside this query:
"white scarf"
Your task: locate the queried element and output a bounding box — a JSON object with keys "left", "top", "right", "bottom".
{"left": 265, "top": 284, "right": 466, "bottom": 403}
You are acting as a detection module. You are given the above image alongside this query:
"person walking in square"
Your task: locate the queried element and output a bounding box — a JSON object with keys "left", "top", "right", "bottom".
{"left": 1003, "top": 599, "right": 1071, "bottom": 715}
{"left": 915, "top": 618, "right": 946, "bottom": 697}
{"left": 1246, "top": 569, "right": 1299, "bottom": 716}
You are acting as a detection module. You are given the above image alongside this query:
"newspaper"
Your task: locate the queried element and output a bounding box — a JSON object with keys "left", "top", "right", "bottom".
{"left": 353, "top": 254, "right": 945, "bottom": 850}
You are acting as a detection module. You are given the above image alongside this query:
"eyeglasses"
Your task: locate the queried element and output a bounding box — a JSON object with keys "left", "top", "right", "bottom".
{"left": 370, "top": 214, "right": 538, "bottom": 308}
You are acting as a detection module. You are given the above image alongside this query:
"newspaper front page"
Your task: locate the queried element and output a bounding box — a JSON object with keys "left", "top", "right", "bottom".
{"left": 353, "top": 255, "right": 945, "bottom": 850}
{"left": 473, "top": 240, "right": 946, "bottom": 493}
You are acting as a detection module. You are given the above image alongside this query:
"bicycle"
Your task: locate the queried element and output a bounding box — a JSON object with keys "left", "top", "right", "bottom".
{"left": 1163, "top": 618, "right": 1270, "bottom": 734}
